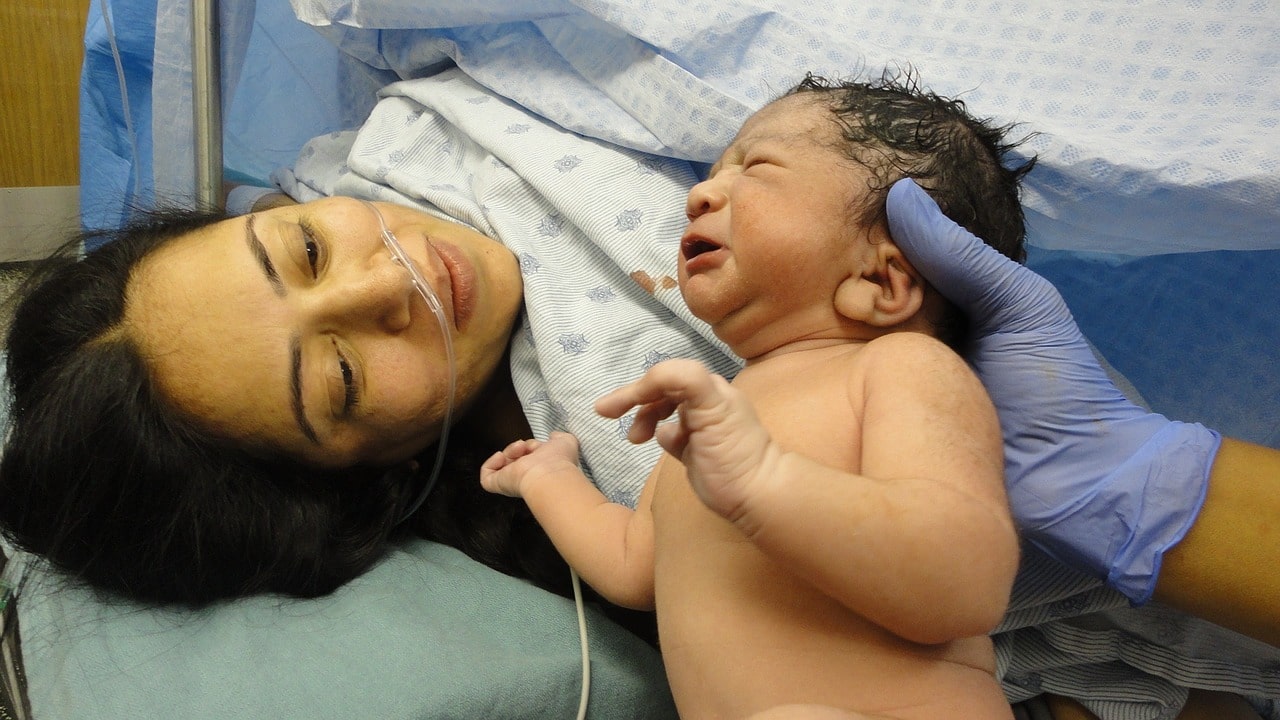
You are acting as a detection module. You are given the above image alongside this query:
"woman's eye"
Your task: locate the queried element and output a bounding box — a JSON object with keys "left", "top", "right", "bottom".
{"left": 303, "top": 236, "right": 320, "bottom": 276}
{"left": 336, "top": 345, "right": 359, "bottom": 414}
{"left": 299, "top": 220, "right": 323, "bottom": 278}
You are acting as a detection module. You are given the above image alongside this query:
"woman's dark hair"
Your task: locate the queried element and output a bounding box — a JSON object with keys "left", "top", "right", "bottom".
{"left": 787, "top": 70, "right": 1036, "bottom": 348}
{"left": 0, "top": 208, "right": 566, "bottom": 605}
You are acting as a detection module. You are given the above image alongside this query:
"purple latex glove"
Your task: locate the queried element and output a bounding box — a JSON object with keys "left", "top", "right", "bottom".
{"left": 886, "top": 179, "right": 1221, "bottom": 604}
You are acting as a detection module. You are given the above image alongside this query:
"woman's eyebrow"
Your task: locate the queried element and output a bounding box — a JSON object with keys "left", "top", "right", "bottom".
{"left": 245, "top": 215, "right": 285, "bottom": 297}
{"left": 289, "top": 335, "right": 321, "bottom": 445}
{"left": 244, "top": 215, "right": 314, "bottom": 443}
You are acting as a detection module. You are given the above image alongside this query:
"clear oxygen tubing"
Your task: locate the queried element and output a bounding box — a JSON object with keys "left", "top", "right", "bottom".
{"left": 360, "top": 201, "right": 456, "bottom": 523}
{"left": 366, "top": 200, "right": 591, "bottom": 718}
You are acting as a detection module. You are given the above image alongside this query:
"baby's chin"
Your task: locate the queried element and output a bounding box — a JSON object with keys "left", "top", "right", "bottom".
{"left": 677, "top": 277, "right": 727, "bottom": 323}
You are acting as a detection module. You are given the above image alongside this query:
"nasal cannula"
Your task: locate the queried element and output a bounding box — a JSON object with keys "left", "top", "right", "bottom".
{"left": 362, "top": 200, "right": 456, "bottom": 523}
{"left": 365, "top": 201, "right": 590, "bottom": 719}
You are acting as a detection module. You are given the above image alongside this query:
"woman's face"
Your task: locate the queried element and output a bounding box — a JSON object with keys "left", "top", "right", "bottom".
{"left": 125, "top": 197, "right": 523, "bottom": 468}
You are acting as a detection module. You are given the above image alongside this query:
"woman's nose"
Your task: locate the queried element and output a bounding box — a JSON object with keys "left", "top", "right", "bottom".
{"left": 313, "top": 254, "right": 414, "bottom": 332}
{"left": 685, "top": 176, "right": 728, "bottom": 221}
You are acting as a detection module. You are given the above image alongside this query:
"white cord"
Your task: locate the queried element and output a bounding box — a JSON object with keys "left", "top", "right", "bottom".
{"left": 99, "top": 0, "right": 143, "bottom": 201}
{"left": 571, "top": 568, "right": 591, "bottom": 720}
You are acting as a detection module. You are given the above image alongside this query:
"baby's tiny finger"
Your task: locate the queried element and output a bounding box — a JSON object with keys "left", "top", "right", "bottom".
{"left": 623, "top": 400, "right": 673, "bottom": 444}
{"left": 480, "top": 475, "right": 510, "bottom": 498}
{"left": 481, "top": 451, "right": 508, "bottom": 472}
{"left": 595, "top": 383, "right": 645, "bottom": 418}
{"left": 499, "top": 438, "right": 534, "bottom": 459}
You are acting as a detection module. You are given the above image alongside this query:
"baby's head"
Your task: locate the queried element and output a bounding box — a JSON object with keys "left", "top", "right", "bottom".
{"left": 681, "top": 72, "right": 1032, "bottom": 355}
{"left": 768, "top": 72, "right": 1029, "bottom": 351}
{"left": 783, "top": 71, "right": 1034, "bottom": 348}
{"left": 786, "top": 72, "right": 1030, "bottom": 260}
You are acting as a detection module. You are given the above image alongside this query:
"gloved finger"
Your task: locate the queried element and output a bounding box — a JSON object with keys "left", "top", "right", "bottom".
{"left": 886, "top": 179, "right": 1070, "bottom": 335}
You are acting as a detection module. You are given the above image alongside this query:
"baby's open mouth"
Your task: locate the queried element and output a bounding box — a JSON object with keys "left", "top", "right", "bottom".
{"left": 681, "top": 236, "right": 721, "bottom": 260}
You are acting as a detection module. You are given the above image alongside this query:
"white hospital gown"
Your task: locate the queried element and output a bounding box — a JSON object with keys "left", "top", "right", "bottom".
{"left": 278, "top": 69, "right": 742, "bottom": 505}
{"left": 274, "top": 69, "right": 1280, "bottom": 720}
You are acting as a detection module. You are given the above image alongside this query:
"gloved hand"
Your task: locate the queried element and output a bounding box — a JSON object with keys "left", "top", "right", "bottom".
{"left": 885, "top": 178, "right": 1221, "bottom": 604}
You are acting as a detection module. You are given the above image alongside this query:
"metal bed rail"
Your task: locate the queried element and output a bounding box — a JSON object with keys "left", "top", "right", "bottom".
{"left": 191, "top": 0, "right": 223, "bottom": 210}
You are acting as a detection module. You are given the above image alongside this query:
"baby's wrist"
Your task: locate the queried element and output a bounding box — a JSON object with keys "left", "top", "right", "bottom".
{"left": 519, "top": 459, "right": 590, "bottom": 497}
{"left": 726, "top": 443, "right": 789, "bottom": 537}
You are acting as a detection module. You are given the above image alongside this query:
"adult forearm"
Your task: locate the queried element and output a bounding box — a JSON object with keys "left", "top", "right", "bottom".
{"left": 1153, "top": 438, "right": 1280, "bottom": 647}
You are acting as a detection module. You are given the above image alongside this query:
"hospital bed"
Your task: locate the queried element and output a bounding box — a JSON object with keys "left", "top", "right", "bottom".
{"left": 3, "top": 0, "right": 1279, "bottom": 718}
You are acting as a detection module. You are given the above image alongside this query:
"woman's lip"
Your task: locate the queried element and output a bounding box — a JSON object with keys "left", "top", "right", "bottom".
{"left": 404, "top": 230, "right": 458, "bottom": 331}
{"left": 431, "top": 241, "right": 474, "bottom": 331}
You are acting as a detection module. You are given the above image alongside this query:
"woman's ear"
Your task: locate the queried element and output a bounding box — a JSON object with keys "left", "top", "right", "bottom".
{"left": 833, "top": 237, "right": 926, "bottom": 327}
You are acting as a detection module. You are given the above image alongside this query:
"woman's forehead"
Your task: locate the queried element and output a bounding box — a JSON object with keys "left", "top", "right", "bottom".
{"left": 124, "top": 217, "right": 299, "bottom": 451}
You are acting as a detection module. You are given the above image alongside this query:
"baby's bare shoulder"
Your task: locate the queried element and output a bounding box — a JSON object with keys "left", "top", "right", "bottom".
{"left": 861, "top": 331, "right": 967, "bottom": 368}
{"left": 854, "top": 332, "right": 985, "bottom": 399}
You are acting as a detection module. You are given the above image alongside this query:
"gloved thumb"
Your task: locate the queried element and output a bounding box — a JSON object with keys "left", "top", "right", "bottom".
{"left": 886, "top": 178, "right": 1068, "bottom": 335}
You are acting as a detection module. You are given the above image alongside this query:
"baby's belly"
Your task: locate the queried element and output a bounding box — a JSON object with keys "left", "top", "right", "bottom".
{"left": 654, "top": 530, "right": 1006, "bottom": 719}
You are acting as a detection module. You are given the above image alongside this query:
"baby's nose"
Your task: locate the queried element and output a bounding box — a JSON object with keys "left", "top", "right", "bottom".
{"left": 685, "top": 177, "right": 727, "bottom": 220}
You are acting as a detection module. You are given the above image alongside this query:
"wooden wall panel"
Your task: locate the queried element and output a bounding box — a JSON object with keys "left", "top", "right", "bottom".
{"left": 0, "top": 0, "right": 93, "bottom": 188}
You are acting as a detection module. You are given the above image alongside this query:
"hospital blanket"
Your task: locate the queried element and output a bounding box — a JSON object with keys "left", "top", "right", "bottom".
{"left": 12, "top": 537, "right": 676, "bottom": 719}
{"left": 286, "top": 0, "right": 1279, "bottom": 257}
{"left": 275, "top": 68, "right": 1280, "bottom": 720}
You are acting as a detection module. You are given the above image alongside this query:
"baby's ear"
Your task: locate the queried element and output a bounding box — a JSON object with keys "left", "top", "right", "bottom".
{"left": 833, "top": 234, "right": 925, "bottom": 327}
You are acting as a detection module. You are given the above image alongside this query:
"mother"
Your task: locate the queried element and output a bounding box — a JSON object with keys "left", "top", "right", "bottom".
{"left": 1, "top": 197, "right": 574, "bottom": 602}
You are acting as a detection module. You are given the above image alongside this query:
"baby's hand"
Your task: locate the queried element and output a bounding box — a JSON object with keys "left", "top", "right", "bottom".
{"left": 596, "top": 359, "right": 777, "bottom": 523}
{"left": 480, "top": 432, "right": 582, "bottom": 498}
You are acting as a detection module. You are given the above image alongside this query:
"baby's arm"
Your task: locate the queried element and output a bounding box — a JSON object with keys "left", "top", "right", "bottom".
{"left": 480, "top": 433, "right": 657, "bottom": 610}
{"left": 595, "top": 359, "right": 775, "bottom": 523}
{"left": 754, "top": 336, "right": 1018, "bottom": 643}
{"left": 599, "top": 346, "right": 1019, "bottom": 644}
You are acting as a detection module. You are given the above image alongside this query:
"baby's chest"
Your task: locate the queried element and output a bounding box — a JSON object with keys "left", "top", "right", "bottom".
{"left": 736, "top": 374, "right": 864, "bottom": 471}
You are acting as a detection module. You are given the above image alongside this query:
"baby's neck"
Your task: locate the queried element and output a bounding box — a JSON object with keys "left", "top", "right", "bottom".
{"left": 737, "top": 337, "right": 871, "bottom": 373}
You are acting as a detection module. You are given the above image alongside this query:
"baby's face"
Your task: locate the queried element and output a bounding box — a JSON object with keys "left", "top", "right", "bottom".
{"left": 124, "top": 197, "right": 524, "bottom": 469}
{"left": 678, "top": 95, "right": 879, "bottom": 357}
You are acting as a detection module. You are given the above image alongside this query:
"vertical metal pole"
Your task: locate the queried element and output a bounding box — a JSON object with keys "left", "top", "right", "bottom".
{"left": 191, "top": 0, "right": 223, "bottom": 210}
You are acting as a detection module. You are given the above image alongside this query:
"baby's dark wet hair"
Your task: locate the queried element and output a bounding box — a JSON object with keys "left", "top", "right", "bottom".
{"left": 787, "top": 71, "right": 1036, "bottom": 348}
